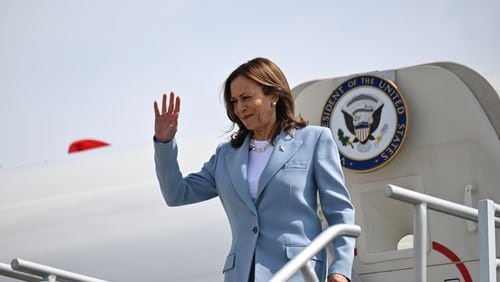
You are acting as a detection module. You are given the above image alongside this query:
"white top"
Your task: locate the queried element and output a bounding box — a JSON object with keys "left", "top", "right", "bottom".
{"left": 247, "top": 140, "right": 273, "bottom": 200}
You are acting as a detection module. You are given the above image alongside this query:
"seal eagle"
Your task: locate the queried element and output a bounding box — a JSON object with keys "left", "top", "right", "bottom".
{"left": 342, "top": 104, "right": 384, "bottom": 144}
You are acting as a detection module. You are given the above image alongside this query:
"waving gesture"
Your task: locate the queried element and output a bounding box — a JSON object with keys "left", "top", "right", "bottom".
{"left": 154, "top": 92, "right": 181, "bottom": 143}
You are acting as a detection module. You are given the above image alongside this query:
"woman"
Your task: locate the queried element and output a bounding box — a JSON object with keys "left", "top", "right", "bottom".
{"left": 153, "top": 57, "right": 355, "bottom": 282}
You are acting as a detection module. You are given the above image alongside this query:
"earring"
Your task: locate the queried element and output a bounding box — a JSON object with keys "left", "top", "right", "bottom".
{"left": 272, "top": 102, "right": 277, "bottom": 106}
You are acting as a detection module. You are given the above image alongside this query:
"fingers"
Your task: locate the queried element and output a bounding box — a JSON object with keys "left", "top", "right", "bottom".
{"left": 155, "top": 92, "right": 180, "bottom": 117}
{"left": 162, "top": 93, "right": 167, "bottom": 114}
{"left": 154, "top": 101, "right": 160, "bottom": 117}
{"left": 174, "top": 96, "right": 181, "bottom": 114}
{"left": 168, "top": 92, "right": 175, "bottom": 114}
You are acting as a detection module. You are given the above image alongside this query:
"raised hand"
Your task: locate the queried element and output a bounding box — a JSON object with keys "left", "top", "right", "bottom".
{"left": 154, "top": 92, "right": 181, "bottom": 143}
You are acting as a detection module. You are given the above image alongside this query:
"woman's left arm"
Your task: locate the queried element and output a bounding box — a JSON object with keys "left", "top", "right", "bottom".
{"left": 313, "top": 127, "right": 355, "bottom": 281}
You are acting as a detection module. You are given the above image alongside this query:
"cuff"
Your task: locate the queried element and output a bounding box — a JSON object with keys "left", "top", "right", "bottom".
{"left": 153, "top": 136, "right": 172, "bottom": 144}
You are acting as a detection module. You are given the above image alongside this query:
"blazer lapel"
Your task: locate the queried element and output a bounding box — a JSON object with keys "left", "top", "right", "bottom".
{"left": 255, "top": 130, "right": 303, "bottom": 201}
{"left": 225, "top": 136, "right": 257, "bottom": 215}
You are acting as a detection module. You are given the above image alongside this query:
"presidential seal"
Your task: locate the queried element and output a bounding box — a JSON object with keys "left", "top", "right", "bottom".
{"left": 321, "top": 75, "right": 409, "bottom": 172}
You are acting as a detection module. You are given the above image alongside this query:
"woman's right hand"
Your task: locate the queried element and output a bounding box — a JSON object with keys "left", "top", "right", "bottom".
{"left": 154, "top": 92, "right": 181, "bottom": 143}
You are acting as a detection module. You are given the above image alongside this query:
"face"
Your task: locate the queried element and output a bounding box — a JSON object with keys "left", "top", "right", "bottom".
{"left": 229, "top": 75, "right": 278, "bottom": 140}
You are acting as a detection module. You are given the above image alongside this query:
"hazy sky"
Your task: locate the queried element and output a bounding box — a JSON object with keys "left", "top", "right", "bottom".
{"left": 1, "top": 0, "right": 499, "bottom": 167}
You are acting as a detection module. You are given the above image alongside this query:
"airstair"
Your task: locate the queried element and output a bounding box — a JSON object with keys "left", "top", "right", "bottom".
{"left": 270, "top": 185, "right": 500, "bottom": 282}
{"left": 1, "top": 185, "right": 498, "bottom": 282}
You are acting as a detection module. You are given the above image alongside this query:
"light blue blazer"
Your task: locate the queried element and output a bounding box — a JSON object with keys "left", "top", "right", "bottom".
{"left": 154, "top": 125, "right": 355, "bottom": 281}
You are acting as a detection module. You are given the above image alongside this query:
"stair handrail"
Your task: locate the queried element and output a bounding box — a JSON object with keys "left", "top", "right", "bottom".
{"left": 0, "top": 262, "right": 39, "bottom": 282}
{"left": 0, "top": 258, "right": 108, "bottom": 282}
{"left": 270, "top": 224, "right": 361, "bottom": 282}
{"left": 385, "top": 184, "right": 500, "bottom": 282}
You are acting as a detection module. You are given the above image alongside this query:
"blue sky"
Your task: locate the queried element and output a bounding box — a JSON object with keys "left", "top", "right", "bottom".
{"left": 1, "top": 0, "right": 499, "bottom": 166}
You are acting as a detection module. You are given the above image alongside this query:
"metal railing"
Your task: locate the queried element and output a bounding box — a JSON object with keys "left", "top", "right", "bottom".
{"left": 478, "top": 199, "right": 500, "bottom": 282}
{"left": 0, "top": 258, "right": 108, "bottom": 282}
{"left": 270, "top": 224, "right": 361, "bottom": 282}
{"left": 385, "top": 184, "right": 500, "bottom": 282}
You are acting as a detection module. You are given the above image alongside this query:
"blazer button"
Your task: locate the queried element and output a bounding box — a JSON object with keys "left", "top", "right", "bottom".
{"left": 252, "top": 226, "right": 258, "bottom": 234}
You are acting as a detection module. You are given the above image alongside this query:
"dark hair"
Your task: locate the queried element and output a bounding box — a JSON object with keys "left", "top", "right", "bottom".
{"left": 223, "top": 57, "right": 308, "bottom": 148}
